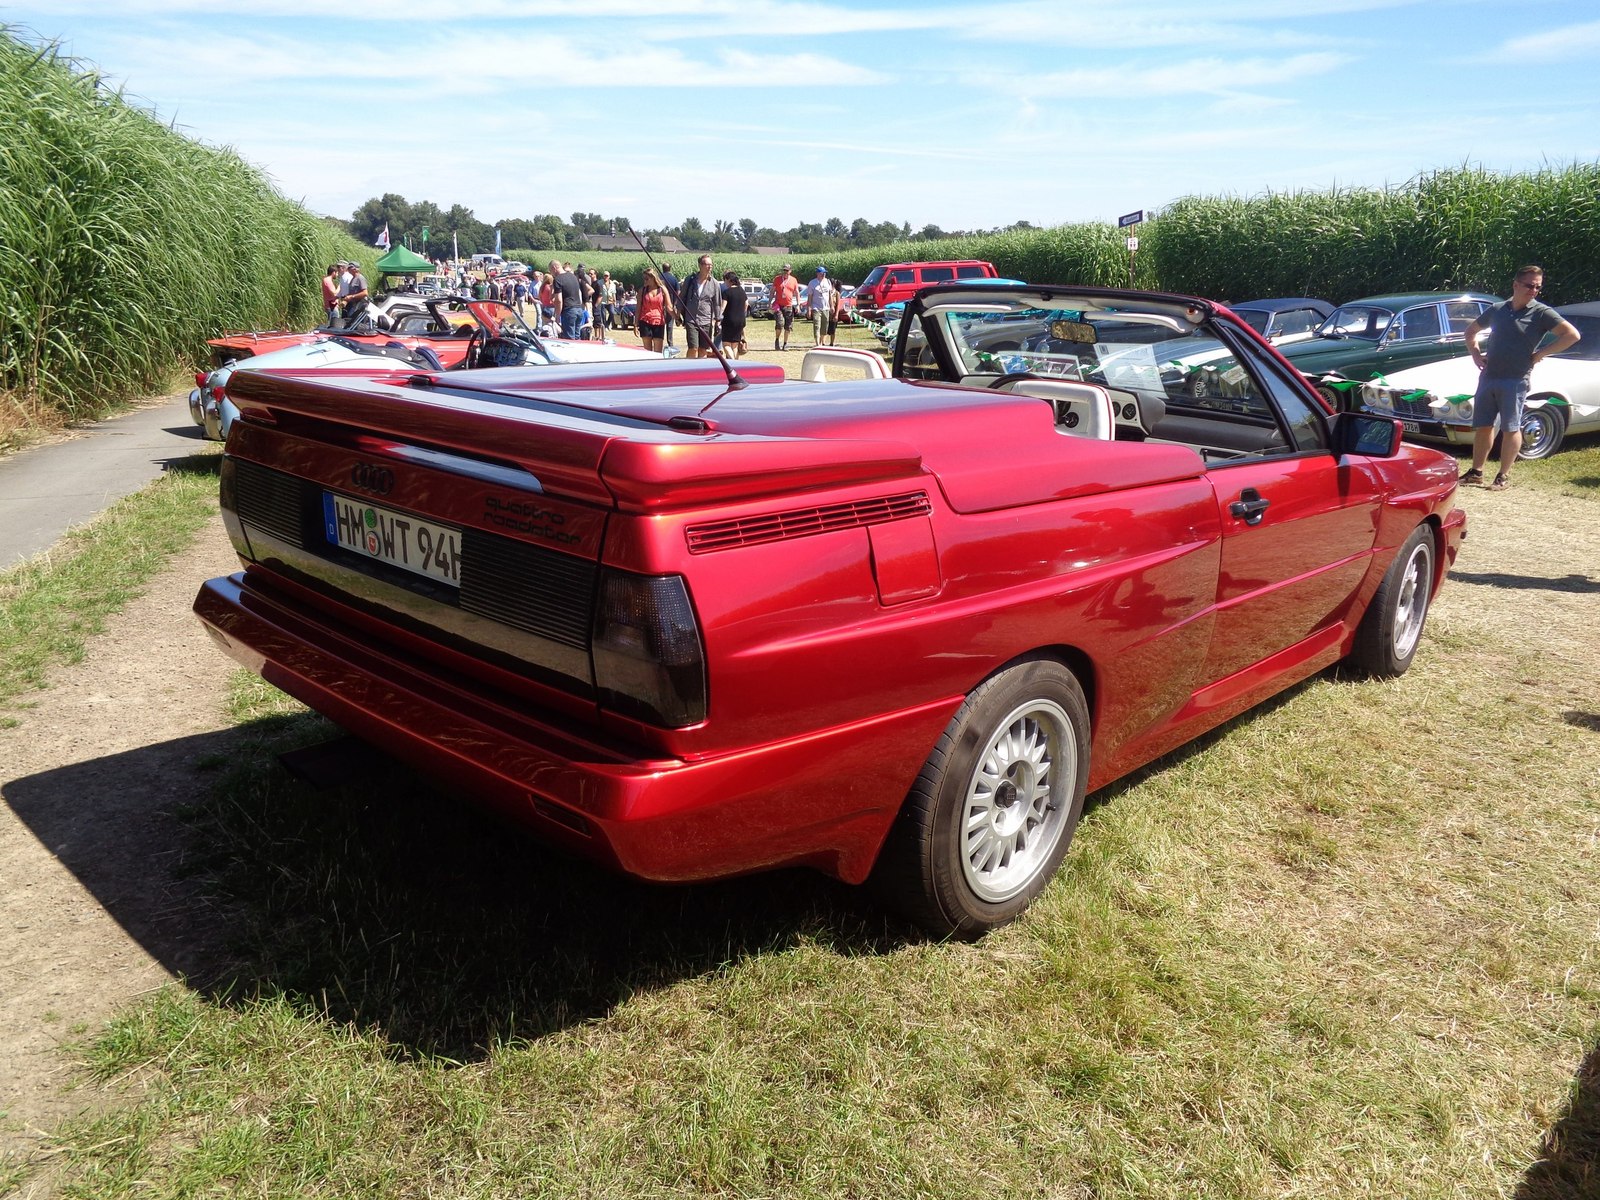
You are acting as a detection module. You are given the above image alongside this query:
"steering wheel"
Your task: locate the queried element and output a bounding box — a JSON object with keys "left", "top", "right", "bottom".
{"left": 481, "top": 337, "right": 529, "bottom": 368}
{"left": 465, "top": 325, "right": 483, "bottom": 368}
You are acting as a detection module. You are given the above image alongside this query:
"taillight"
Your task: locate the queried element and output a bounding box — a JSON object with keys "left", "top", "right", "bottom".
{"left": 194, "top": 371, "right": 208, "bottom": 388}
{"left": 591, "top": 570, "right": 706, "bottom": 727}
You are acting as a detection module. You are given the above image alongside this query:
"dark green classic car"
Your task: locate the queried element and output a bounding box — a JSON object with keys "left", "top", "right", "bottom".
{"left": 1277, "top": 291, "right": 1501, "bottom": 404}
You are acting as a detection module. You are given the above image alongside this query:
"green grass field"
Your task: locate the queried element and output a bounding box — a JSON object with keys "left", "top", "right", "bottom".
{"left": 3, "top": 425, "right": 1597, "bottom": 1200}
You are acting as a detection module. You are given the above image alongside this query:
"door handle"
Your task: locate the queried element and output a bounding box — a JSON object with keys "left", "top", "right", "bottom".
{"left": 1230, "top": 487, "right": 1269, "bottom": 526}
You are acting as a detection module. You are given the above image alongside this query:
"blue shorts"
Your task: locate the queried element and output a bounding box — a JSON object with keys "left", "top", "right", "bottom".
{"left": 1472, "top": 376, "right": 1529, "bottom": 429}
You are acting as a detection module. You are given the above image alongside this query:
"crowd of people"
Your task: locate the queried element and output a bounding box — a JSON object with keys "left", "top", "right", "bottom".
{"left": 321, "top": 260, "right": 369, "bottom": 327}
{"left": 335, "top": 253, "right": 852, "bottom": 355}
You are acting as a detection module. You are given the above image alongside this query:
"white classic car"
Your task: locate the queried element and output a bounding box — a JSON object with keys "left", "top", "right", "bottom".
{"left": 1358, "top": 301, "right": 1599, "bottom": 459}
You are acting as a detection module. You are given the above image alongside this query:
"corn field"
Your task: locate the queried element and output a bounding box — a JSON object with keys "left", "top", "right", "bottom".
{"left": 0, "top": 28, "right": 367, "bottom": 437}
{"left": 1145, "top": 165, "right": 1600, "bottom": 305}
{"left": 535, "top": 165, "right": 1600, "bottom": 308}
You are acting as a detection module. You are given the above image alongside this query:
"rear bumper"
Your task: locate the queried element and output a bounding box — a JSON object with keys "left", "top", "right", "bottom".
{"left": 194, "top": 571, "right": 953, "bottom": 885}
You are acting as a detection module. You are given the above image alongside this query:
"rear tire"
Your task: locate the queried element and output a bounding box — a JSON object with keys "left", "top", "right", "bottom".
{"left": 873, "top": 658, "right": 1089, "bottom": 938}
{"left": 1348, "top": 524, "right": 1434, "bottom": 677}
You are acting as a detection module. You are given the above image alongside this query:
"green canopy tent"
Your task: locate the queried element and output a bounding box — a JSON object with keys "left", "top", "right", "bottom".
{"left": 373, "top": 244, "right": 435, "bottom": 275}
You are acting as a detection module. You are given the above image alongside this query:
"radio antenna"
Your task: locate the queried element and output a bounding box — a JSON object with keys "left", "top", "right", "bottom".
{"left": 627, "top": 224, "right": 747, "bottom": 412}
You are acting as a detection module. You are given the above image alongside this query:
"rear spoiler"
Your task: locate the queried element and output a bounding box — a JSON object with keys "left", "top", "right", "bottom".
{"left": 226, "top": 369, "right": 927, "bottom": 510}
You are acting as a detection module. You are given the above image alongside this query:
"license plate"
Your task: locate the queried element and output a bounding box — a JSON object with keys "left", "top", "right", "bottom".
{"left": 1399, "top": 420, "right": 1421, "bottom": 433}
{"left": 323, "top": 492, "right": 461, "bottom": 588}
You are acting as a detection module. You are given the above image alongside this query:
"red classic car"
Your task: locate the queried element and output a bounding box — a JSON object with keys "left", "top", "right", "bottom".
{"left": 193, "top": 285, "right": 1465, "bottom": 937}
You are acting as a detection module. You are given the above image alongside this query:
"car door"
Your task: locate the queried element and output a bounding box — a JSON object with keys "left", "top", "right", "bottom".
{"left": 1374, "top": 301, "right": 1477, "bottom": 375}
{"left": 1181, "top": 340, "right": 1386, "bottom": 685}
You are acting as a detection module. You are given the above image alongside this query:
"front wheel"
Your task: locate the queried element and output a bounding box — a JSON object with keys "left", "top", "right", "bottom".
{"left": 1348, "top": 524, "right": 1435, "bottom": 677}
{"left": 873, "top": 658, "right": 1090, "bottom": 938}
{"left": 1518, "top": 404, "right": 1566, "bottom": 460}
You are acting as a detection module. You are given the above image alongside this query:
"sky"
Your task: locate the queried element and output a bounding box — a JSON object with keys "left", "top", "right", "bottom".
{"left": 5, "top": 0, "right": 1600, "bottom": 235}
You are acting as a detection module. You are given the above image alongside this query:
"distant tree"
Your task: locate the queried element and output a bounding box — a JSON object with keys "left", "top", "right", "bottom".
{"left": 823, "top": 217, "right": 846, "bottom": 240}
{"left": 350, "top": 192, "right": 414, "bottom": 246}
{"left": 499, "top": 218, "right": 541, "bottom": 250}
{"left": 917, "top": 224, "right": 946, "bottom": 241}
{"left": 645, "top": 233, "right": 664, "bottom": 252}
{"left": 526, "top": 228, "right": 557, "bottom": 251}
{"left": 532, "top": 214, "right": 566, "bottom": 246}
{"left": 738, "top": 217, "right": 758, "bottom": 248}
{"left": 711, "top": 219, "right": 738, "bottom": 251}
{"left": 399, "top": 200, "right": 444, "bottom": 254}
{"left": 444, "top": 203, "right": 490, "bottom": 255}
{"left": 678, "top": 216, "right": 706, "bottom": 250}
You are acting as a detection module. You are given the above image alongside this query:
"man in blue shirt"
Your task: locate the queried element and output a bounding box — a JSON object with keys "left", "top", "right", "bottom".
{"left": 1460, "top": 265, "right": 1580, "bottom": 489}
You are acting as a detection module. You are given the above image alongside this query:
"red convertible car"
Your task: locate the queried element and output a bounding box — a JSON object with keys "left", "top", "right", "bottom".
{"left": 194, "top": 285, "right": 1466, "bottom": 936}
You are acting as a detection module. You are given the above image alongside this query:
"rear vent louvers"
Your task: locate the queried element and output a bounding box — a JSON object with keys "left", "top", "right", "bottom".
{"left": 686, "top": 491, "right": 931, "bottom": 553}
{"left": 459, "top": 531, "right": 596, "bottom": 649}
{"left": 233, "top": 459, "right": 312, "bottom": 548}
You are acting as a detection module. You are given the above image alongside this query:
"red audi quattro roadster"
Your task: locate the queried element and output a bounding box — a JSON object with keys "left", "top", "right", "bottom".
{"left": 194, "top": 285, "right": 1466, "bottom": 937}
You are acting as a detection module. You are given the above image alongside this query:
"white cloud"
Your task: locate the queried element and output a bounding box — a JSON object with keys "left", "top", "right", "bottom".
{"left": 986, "top": 51, "right": 1349, "bottom": 100}
{"left": 1495, "top": 19, "right": 1600, "bottom": 63}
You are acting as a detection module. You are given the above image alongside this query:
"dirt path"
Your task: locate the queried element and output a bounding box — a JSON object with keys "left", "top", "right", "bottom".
{"left": 0, "top": 517, "right": 241, "bottom": 1156}
{"left": 0, "top": 479, "right": 1597, "bottom": 1167}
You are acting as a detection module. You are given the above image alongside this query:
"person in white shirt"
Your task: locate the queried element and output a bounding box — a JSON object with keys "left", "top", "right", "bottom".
{"left": 806, "top": 267, "right": 836, "bottom": 346}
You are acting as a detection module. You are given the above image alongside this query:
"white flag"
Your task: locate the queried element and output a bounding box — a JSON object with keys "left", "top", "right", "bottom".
{"left": 375, "top": 223, "right": 390, "bottom": 249}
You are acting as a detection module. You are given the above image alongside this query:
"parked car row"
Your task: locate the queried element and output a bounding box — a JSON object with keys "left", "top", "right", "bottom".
{"left": 1357, "top": 300, "right": 1600, "bottom": 458}
{"left": 188, "top": 297, "right": 655, "bottom": 440}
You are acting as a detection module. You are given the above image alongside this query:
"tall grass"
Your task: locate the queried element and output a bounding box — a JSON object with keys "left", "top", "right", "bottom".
{"left": 1147, "top": 164, "right": 1600, "bottom": 304}
{"left": 0, "top": 28, "right": 367, "bottom": 437}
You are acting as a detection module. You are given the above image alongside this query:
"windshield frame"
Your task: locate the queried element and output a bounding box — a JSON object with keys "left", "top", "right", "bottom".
{"left": 1313, "top": 304, "right": 1398, "bottom": 343}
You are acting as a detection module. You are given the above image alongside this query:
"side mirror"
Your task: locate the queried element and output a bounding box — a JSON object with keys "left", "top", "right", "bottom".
{"left": 1332, "top": 411, "right": 1403, "bottom": 458}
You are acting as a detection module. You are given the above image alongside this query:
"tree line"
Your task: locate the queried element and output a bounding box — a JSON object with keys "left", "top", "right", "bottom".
{"left": 346, "top": 194, "right": 1036, "bottom": 258}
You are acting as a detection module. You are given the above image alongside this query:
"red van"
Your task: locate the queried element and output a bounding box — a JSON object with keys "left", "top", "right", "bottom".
{"left": 853, "top": 260, "right": 997, "bottom": 317}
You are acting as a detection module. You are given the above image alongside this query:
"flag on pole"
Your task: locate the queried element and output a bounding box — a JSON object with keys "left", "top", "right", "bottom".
{"left": 375, "top": 223, "right": 390, "bottom": 249}
{"left": 494, "top": 227, "right": 502, "bottom": 257}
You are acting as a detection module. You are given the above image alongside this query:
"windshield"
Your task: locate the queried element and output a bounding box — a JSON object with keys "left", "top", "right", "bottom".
{"left": 860, "top": 267, "right": 886, "bottom": 287}
{"left": 1232, "top": 308, "right": 1271, "bottom": 335}
{"left": 1314, "top": 305, "right": 1396, "bottom": 342}
{"left": 915, "top": 305, "right": 1197, "bottom": 384}
{"left": 1553, "top": 314, "right": 1600, "bottom": 360}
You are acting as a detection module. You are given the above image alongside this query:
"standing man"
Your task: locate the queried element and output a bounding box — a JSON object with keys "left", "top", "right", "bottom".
{"left": 551, "top": 260, "right": 585, "bottom": 340}
{"left": 770, "top": 263, "right": 799, "bottom": 350}
{"left": 600, "top": 271, "right": 616, "bottom": 330}
{"left": 340, "top": 260, "right": 369, "bottom": 326}
{"left": 805, "top": 266, "right": 835, "bottom": 347}
{"left": 320, "top": 264, "right": 341, "bottom": 327}
{"left": 660, "top": 261, "right": 681, "bottom": 349}
{"left": 1459, "top": 265, "right": 1580, "bottom": 490}
{"left": 678, "top": 254, "right": 724, "bottom": 359}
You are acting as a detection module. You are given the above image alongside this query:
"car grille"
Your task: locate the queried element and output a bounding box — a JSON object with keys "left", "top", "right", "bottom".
{"left": 1380, "top": 393, "right": 1437, "bottom": 420}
